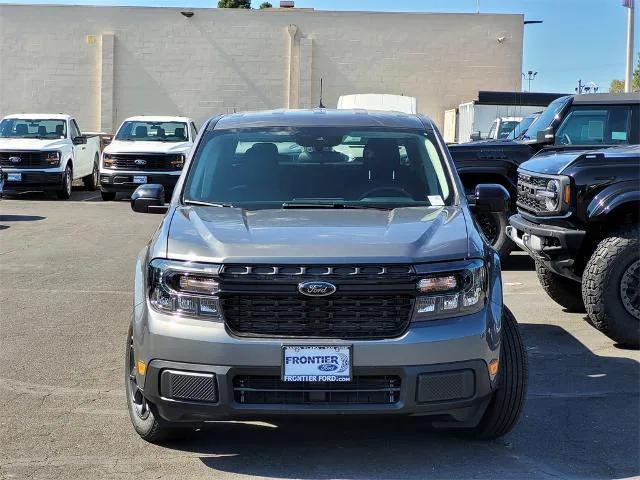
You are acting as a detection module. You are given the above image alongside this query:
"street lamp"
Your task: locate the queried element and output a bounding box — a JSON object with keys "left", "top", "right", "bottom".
{"left": 522, "top": 71, "right": 538, "bottom": 92}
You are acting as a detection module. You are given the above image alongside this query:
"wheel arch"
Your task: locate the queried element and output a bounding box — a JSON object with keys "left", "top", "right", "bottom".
{"left": 587, "top": 182, "right": 640, "bottom": 224}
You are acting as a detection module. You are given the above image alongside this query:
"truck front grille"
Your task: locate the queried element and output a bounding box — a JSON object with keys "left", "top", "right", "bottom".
{"left": 221, "top": 294, "right": 414, "bottom": 339}
{"left": 0, "top": 151, "right": 50, "bottom": 168}
{"left": 107, "top": 153, "right": 182, "bottom": 170}
{"left": 516, "top": 172, "right": 550, "bottom": 215}
{"left": 233, "top": 375, "right": 401, "bottom": 405}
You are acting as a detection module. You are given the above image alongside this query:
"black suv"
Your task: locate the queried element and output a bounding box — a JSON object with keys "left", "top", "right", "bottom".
{"left": 507, "top": 145, "right": 639, "bottom": 347}
{"left": 449, "top": 93, "right": 640, "bottom": 259}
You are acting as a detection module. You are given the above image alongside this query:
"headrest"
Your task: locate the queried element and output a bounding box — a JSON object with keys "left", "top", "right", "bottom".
{"left": 55, "top": 124, "right": 65, "bottom": 136}
{"left": 134, "top": 125, "right": 148, "bottom": 138}
{"left": 38, "top": 126, "right": 47, "bottom": 136}
{"left": 15, "top": 124, "right": 28, "bottom": 135}
{"left": 245, "top": 143, "right": 279, "bottom": 163}
{"left": 174, "top": 127, "right": 185, "bottom": 139}
{"left": 363, "top": 138, "right": 401, "bottom": 174}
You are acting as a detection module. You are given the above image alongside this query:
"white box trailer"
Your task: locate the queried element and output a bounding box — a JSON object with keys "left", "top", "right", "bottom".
{"left": 337, "top": 94, "right": 417, "bottom": 114}
{"left": 455, "top": 103, "right": 542, "bottom": 143}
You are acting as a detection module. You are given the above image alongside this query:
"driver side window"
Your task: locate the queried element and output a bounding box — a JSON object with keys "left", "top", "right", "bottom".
{"left": 555, "top": 106, "right": 631, "bottom": 145}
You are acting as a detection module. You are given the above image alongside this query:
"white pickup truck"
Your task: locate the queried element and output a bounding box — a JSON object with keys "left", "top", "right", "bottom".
{"left": 0, "top": 114, "right": 101, "bottom": 199}
{"left": 99, "top": 116, "right": 196, "bottom": 201}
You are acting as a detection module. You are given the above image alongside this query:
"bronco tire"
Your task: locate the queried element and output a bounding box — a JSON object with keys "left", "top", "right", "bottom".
{"left": 126, "top": 324, "right": 173, "bottom": 442}
{"left": 536, "top": 261, "right": 585, "bottom": 312}
{"left": 469, "top": 306, "right": 528, "bottom": 439}
{"left": 475, "top": 211, "right": 513, "bottom": 261}
{"left": 582, "top": 227, "right": 640, "bottom": 347}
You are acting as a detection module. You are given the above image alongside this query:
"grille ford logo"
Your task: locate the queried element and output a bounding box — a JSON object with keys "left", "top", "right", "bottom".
{"left": 9, "top": 156, "right": 21, "bottom": 164}
{"left": 298, "top": 281, "right": 336, "bottom": 297}
{"left": 134, "top": 159, "right": 147, "bottom": 166}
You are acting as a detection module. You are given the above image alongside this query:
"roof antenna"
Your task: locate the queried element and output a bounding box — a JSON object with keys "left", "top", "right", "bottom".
{"left": 318, "top": 78, "right": 325, "bottom": 108}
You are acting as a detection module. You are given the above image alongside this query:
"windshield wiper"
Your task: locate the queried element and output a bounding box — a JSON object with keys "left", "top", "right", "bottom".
{"left": 281, "top": 202, "right": 391, "bottom": 210}
{"left": 184, "top": 200, "right": 235, "bottom": 208}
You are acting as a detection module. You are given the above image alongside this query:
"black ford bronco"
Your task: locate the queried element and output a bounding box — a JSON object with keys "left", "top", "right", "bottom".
{"left": 449, "top": 93, "right": 640, "bottom": 260}
{"left": 507, "top": 145, "right": 640, "bottom": 347}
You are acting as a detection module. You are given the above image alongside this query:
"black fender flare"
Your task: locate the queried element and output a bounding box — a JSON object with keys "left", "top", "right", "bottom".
{"left": 587, "top": 180, "right": 640, "bottom": 222}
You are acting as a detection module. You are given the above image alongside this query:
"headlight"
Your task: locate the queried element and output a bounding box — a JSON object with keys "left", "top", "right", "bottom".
{"left": 170, "top": 154, "right": 185, "bottom": 169}
{"left": 148, "top": 259, "right": 222, "bottom": 320}
{"left": 530, "top": 175, "right": 571, "bottom": 215}
{"left": 44, "top": 151, "right": 60, "bottom": 166}
{"left": 543, "top": 179, "right": 560, "bottom": 211}
{"left": 102, "top": 153, "right": 114, "bottom": 168}
{"left": 413, "top": 260, "right": 487, "bottom": 321}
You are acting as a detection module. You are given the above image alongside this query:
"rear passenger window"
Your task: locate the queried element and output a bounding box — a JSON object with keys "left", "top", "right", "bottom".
{"left": 555, "top": 106, "right": 631, "bottom": 145}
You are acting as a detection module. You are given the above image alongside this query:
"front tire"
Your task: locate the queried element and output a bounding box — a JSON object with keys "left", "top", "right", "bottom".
{"left": 56, "top": 165, "right": 72, "bottom": 200}
{"left": 101, "top": 190, "right": 117, "bottom": 201}
{"left": 536, "top": 261, "right": 585, "bottom": 312}
{"left": 83, "top": 157, "right": 99, "bottom": 191}
{"left": 469, "top": 306, "right": 528, "bottom": 439}
{"left": 475, "top": 211, "right": 513, "bottom": 261}
{"left": 126, "top": 324, "right": 173, "bottom": 442}
{"left": 582, "top": 227, "right": 640, "bottom": 347}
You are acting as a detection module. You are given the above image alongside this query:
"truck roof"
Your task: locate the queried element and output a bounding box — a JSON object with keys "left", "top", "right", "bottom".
{"left": 572, "top": 92, "right": 640, "bottom": 105}
{"left": 3, "top": 113, "right": 73, "bottom": 120}
{"left": 210, "top": 109, "right": 430, "bottom": 130}
{"left": 123, "top": 115, "right": 192, "bottom": 123}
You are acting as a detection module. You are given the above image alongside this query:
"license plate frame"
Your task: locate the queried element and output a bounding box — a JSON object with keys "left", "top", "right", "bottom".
{"left": 133, "top": 175, "right": 147, "bottom": 184}
{"left": 7, "top": 172, "right": 21, "bottom": 182}
{"left": 281, "top": 345, "right": 352, "bottom": 382}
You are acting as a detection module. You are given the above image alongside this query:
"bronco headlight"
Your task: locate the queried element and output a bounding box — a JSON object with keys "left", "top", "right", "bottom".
{"left": 413, "top": 260, "right": 487, "bottom": 321}
{"left": 148, "top": 259, "right": 222, "bottom": 320}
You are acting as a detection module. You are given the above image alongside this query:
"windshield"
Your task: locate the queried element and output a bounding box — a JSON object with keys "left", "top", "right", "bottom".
{"left": 0, "top": 118, "right": 67, "bottom": 139}
{"left": 183, "top": 127, "right": 454, "bottom": 210}
{"left": 497, "top": 120, "right": 519, "bottom": 139}
{"left": 115, "top": 121, "right": 188, "bottom": 142}
{"left": 522, "top": 96, "right": 571, "bottom": 140}
{"left": 508, "top": 114, "right": 538, "bottom": 140}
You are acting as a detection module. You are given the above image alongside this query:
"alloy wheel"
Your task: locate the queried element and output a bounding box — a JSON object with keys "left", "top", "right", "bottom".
{"left": 620, "top": 259, "right": 640, "bottom": 319}
{"left": 128, "top": 336, "right": 150, "bottom": 420}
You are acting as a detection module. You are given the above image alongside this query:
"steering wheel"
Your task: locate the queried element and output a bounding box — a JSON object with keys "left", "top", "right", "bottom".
{"left": 359, "top": 186, "right": 413, "bottom": 200}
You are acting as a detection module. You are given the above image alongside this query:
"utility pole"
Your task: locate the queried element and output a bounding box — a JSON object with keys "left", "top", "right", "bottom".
{"left": 624, "top": 0, "right": 635, "bottom": 92}
{"left": 522, "top": 71, "right": 538, "bottom": 92}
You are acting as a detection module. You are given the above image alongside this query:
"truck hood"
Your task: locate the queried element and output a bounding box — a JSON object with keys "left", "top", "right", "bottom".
{"left": 520, "top": 149, "right": 595, "bottom": 175}
{"left": 165, "top": 205, "right": 471, "bottom": 264}
{"left": 0, "top": 137, "right": 68, "bottom": 151}
{"left": 104, "top": 140, "right": 192, "bottom": 155}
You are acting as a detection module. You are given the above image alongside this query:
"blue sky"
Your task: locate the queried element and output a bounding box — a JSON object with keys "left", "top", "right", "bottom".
{"left": 3, "top": 0, "right": 638, "bottom": 92}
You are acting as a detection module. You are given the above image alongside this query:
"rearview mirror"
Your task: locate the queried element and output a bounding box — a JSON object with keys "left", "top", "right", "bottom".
{"left": 73, "top": 135, "right": 87, "bottom": 145}
{"left": 536, "top": 127, "right": 554, "bottom": 144}
{"left": 470, "top": 131, "right": 482, "bottom": 141}
{"left": 469, "top": 184, "right": 510, "bottom": 213}
{"left": 131, "top": 184, "right": 168, "bottom": 214}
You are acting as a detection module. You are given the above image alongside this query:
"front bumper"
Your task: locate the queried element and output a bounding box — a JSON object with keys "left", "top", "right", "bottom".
{"left": 99, "top": 170, "right": 180, "bottom": 193}
{"left": 133, "top": 305, "right": 500, "bottom": 425}
{"left": 507, "top": 213, "right": 585, "bottom": 279}
{"left": 2, "top": 169, "right": 64, "bottom": 191}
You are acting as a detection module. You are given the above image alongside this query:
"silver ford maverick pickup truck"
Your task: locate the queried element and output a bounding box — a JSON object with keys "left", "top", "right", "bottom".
{"left": 126, "top": 109, "right": 528, "bottom": 442}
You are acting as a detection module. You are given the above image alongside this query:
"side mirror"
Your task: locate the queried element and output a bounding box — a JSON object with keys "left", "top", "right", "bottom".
{"left": 536, "top": 127, "right": 554, "bottom": 144}
{"left": 470, "top": 131, "right": 482, "bottom": 141}
{"left": 469, "top": 184, "right": 510, "bottom": 213}
{"left": 131, "top": 184, "right": 168, "bottom": 214}
{"left": 73, "top": 135, "right": 87, "bottom": 145}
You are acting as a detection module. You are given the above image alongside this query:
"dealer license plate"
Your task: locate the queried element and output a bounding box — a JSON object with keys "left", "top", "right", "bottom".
{"left": 7, "top": 173, "right": 21, "bottom": 182}
{"left": 282, "top": 345, "right": 352, "bottom": 382}
{"left": 133, "top": 175, "right": 147, "bottom": 184}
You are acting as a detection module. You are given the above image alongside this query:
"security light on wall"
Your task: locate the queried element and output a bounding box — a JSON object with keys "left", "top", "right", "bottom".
{"left": 180, "top": 11, "right": 194, "bottom": 18}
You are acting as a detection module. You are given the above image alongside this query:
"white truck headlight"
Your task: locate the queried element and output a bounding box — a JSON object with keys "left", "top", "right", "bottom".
{"left": 148, "top": 259, "right": 222, "bottom": 320}
{"left": 413, "top": 260, "right": 487, "bottom": 321}
{"left": 44, "top": 151, "right": 61, "bottom": 166}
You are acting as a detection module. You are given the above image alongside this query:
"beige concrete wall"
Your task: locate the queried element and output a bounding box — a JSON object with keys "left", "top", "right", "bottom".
{"left": 0, "top": 5, "right": 523, "bottom": 132}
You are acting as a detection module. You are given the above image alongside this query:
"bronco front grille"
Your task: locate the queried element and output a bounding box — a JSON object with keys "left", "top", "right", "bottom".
{"left": 108, "top": 153, "right": 182, "bottom": 170}
{"left": 233, "top": 375, "right": 401, "bottom": 405}
{"left": 516, "top": 172, "right": 550, "bottom": 215}
{"left": 221, "top": 294, "right": 414, "bottom": 339}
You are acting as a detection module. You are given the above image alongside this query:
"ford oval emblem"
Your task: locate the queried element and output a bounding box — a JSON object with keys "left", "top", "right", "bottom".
{"left": 298, "top": 281, "right": 336, "bottom": 297}
{"left": 9, "top": 156, "right": 21, "bottom": 164}
{"left": 318, "top": 363, "right": 338, "bottom": 372}
{"left": 134, "top": 158, "right": 147, "bottom": 166}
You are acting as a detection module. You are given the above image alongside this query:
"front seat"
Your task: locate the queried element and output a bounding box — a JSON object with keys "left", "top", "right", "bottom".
{"left": 38, "top": 126, "right": 47, "bottom": 137}
{"left": 361, "top": 138, "right": 418, "bottom": 198}
{"left": 15, "top": 124, "right": 28, "bottom": 136}
{"left": 239, "top": 143, "right": 280, "bottom": 200}
{"left": 134, "top": 126, "right": 148, "bottom": 138}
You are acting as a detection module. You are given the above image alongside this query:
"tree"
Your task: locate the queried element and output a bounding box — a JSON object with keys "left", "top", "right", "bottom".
{"left": 609, "top": 52, "right": 640, "bottom": 92}
{"left": 259, "top": 1, "right": 273, "bottom": 8}
{"left": 217, "top": 0, "right": 251, "bottom": 8}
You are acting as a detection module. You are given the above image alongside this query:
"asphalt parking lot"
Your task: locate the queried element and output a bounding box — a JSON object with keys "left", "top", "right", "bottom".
{"left": 1, "top": 189, "right": 639, "bottom": 480}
